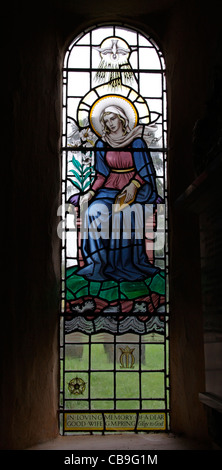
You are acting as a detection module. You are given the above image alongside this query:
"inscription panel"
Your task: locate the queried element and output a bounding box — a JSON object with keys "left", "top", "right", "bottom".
{"left": 64, "top": 412, "right": 166, "bottom": 431}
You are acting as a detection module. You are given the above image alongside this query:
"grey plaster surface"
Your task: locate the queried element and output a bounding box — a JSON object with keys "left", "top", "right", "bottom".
{"left": 27, "top": 433, "right": 214, "bottom": 450}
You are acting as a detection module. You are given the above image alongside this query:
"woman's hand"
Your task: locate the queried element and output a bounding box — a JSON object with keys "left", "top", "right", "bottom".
{"left": 79, "top": 190, "right": 94, "bottom": 209}
{"left": 117, "top": 181, "right": 138, "bottom": 205}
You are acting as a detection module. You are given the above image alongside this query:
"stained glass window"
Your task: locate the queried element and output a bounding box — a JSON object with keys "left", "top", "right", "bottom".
{"left": 59, "top": 24, "right": 169, "bottom": 434}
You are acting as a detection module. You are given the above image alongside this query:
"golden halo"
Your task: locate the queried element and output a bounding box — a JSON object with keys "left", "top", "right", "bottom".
{"left": 89, "top": 95, "right": 138, "bottom": 137}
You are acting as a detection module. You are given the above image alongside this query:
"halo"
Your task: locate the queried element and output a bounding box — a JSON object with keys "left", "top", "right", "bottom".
{"left": 77, "top": 84, "right": 150, "bottom": 134}
{"left": 89, "top": 95, "right": 138, "bottom": 137}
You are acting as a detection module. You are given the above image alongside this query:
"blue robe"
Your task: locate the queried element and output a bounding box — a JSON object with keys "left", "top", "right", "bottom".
{"left": 77, "top": 138, "right": 160, "bottom": 282}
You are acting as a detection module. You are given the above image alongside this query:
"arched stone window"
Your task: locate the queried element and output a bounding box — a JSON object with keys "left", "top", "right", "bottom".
{"left": 59, "top": 24, "right": 169, "bottom": 434}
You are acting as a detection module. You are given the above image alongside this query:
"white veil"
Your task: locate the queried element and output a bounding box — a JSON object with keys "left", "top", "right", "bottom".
{"left": 100, "top": 105, "right": 158, "bottom": 148}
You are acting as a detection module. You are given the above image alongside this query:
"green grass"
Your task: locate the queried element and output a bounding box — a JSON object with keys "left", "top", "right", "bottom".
{"left": 61, "top": 340, "right": 168, "bottom": 411}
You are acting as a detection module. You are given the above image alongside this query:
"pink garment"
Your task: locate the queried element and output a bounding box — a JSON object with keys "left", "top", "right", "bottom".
{"left": 91, "top": 150, "right": 144, "bottom": 192}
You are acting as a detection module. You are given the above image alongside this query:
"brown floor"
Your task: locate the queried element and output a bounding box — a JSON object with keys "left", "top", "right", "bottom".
{"left": 27, "top": 433, "right": 215, "bottom": 450}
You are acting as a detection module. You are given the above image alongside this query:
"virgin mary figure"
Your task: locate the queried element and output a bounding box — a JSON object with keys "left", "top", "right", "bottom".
{"left": 76, "top": 99, "right": 160, "bottom": 285}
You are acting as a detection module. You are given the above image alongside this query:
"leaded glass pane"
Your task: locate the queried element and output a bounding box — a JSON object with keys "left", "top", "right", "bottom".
{"left": 60, "top": 24, "right": 169, "bottom": 434}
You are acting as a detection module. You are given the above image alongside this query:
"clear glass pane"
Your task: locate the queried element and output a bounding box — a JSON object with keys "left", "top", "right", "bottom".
{"left": 141, "top": 372, "right": 165, "bottom": 399}
{"left": 140, "top": 72, "right": 162, "bottom": 97}
{"left": 65, "top": 344, "right": 89, "bottom": 370}
{"left": 139, "top": 47, "right": 161, "bottom": 69}
{"left": 91, "top": 26, "right": 114, "bottom": 44}
{"left": 91, "top": 343, "right": 114, "bottom": 370}
{"left": 141, "top": 344, "right": 164, "bottom": 370}
{"left": 90, "top": 372, "right": 114, "bottom": 398}
{"left": 116, "top": 372, "right": 140, "bottom": 399}
{"left": 115, "top": 27, "right": 138, "bottom": 45}
{"left": 67, "top": 71, "right": 90, "bottom": 96}
{"left": 68, "top": 46, "right": 90, "bottom": 69}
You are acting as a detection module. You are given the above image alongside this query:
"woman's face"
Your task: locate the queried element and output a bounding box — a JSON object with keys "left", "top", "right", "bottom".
{"left": 103, "top": 113, "right": 123, "bottom": 135}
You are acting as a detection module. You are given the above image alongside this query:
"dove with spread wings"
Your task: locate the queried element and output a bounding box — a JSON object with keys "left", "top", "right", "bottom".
{"left": 93, "top": 39, "right": 135, "bottom": 61}
{"left": 93, "top": 38, "right": 137, "bottom": 86}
